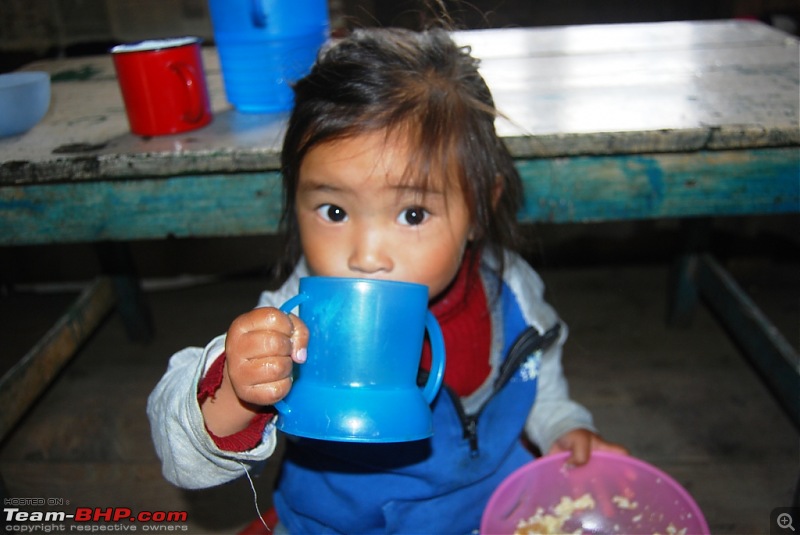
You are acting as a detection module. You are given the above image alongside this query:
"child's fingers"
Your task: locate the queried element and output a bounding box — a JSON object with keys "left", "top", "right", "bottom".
{"left": 229, "top": 306, "right": 295, "bottom": 338}
{"left": 548, "top": 429, "right": 592, "bottom": 466}
{"left": 223, "top": 307, "right": 309, "bottom": 405}
{"left": 566, "top": 442, "right": 591, "bottom": 466}
{"left": 227, "top": 307, "right": 296, "bottom": 360}
{"left": 234, "top": 329, "right": 294, "bottom": 360}
{"left": 233, "top": 356, "right": 295, "bottom": 406}
{"left": 232, "top": 376, "right": 293, "bottom": 407}
{"left": 235, "top": 353, "right": 294, "bottom": 383}
{"left": 287, "top": 314, "right": 309, "bottom": 363}
{"left": 591, "top": 438, "right": 630, "bottom": 457}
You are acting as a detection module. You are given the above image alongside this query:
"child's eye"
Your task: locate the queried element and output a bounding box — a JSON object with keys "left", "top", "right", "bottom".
{"left": 398, "top": 207, "right": 429, "bottom": 226}
{"left": 317, "top": 204, "right": 348, "bottom": 223}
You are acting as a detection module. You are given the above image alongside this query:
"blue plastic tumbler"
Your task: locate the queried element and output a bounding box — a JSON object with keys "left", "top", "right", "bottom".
{"left": 207, "top": 0, "right": 329, "bottom": 113}
{"left": 275, "top": 277, "right": 447, "bottom": 442}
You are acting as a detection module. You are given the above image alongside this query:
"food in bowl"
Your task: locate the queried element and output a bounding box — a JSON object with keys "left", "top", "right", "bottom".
{"left": 515, "top": 493, "right": 596, "bottom": 534}
{"left": 481, "top": 452, "right": 709, "bottom": 535}
{"left": 612, "top": 495, "right": 638, "bottom": 510}
{"left": 512, "top": 490, "right": 692, "bottom": 534}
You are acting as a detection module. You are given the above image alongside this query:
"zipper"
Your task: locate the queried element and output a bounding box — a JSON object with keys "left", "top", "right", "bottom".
{"left": 445, "top": 383, "right": 480, "bottom": 456}
{"left": 445, "top": 323, "right": 562, "bottom": 457}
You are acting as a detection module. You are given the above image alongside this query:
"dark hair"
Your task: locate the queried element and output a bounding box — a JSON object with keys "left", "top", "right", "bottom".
{"left": 278, "top": 27, "right": 523, "bottom": 279}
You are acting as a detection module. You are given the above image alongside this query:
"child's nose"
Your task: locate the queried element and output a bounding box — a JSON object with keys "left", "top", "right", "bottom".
{"left": 348, "top": 225, "right": 393, "bottom": 275}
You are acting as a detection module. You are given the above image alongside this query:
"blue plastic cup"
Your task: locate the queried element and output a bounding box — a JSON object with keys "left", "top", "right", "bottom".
{"left": 207, "top": 0, "right": 329, "bottom": 113}
{"left": 275, "top": 277, "right": 447, "bottom": 442}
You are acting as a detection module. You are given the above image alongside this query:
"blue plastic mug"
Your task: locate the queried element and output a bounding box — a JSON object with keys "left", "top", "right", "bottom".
{"left": 207, "top": 0, "right": 329, "bottom": 113}
{"left": 275, "top": 277, "right": 446, "bottom": 442}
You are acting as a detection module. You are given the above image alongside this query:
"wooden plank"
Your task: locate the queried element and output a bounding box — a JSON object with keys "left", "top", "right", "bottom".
{"left": 517, "top": 147, "right": 800, "bottom": 223}
{"left": 0, "top": 277, "right": 115, "bottom": 442}
{"left": 1, "top": 148, "right": 796, "bottom": 245}
{"left": 696, "top": 254, "right": 800, "bottom": 426}
{"left": 0, "top": 171, "right": 285, "bottom": 244}
{"left": 1, "top": 21, "right": 797, "bottom": 184}
{"left": 456, "top": 20, "right": 794, "bottom": 59}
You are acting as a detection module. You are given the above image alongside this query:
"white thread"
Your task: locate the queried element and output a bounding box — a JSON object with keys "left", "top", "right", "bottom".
{"left": 239, "top": 461, "right": 271, "bottom": 533}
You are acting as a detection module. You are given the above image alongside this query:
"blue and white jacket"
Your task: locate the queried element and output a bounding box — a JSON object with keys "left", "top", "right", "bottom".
{"left": 147, "top": 250, "right": 596, "bottom": 534}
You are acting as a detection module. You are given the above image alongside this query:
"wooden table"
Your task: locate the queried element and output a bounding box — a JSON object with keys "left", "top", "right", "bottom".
{"left": 1, "top": 20, "right": 798, "bottom": 436}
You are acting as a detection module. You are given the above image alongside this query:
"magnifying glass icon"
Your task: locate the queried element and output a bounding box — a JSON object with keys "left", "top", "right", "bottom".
{"left": 778, "top": 512, "right": 795, "bottom": 531}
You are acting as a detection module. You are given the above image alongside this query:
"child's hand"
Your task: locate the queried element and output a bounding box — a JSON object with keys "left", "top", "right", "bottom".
{"left": 225, "top": 307, "right": 309, "bottom": 407}
{"left": 547, "top": 429, "right": 628, "bottom": 466}
{"left": 202, "top": 307, "right": 308, "bottom": 437}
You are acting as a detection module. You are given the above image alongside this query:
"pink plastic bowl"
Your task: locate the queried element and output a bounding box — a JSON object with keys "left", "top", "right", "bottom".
{"left": 481, "top": 451, "right": 709, "bottom": 534}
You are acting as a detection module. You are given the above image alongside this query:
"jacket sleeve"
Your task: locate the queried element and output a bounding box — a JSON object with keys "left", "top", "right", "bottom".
{"left": 499, "top": 251, "right": 597, "bottom": 453}
{"left": 524, "top": 339, "right": 597, "bottom": 453}
{"left": 146, "top": 335, "right": 279, "bottom": 489}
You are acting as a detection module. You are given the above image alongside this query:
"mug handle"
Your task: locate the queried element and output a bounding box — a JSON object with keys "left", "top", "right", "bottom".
{"left": 421, "top": 311, "right": 446, "bottom": 404}
{"left": 272, "top": 292, "right": 310, "bottom": 414}
{"left": 250, "top": 0, "right": 269, "bottom": 28}
{"left": 279, "top": 292, "right": 309, "bottom": 316}
{"left": 169, "top": 62, "right": 204, "bottom": 124}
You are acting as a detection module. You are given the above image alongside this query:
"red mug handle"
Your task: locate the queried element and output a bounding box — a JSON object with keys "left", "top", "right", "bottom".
{"left": 169, "top": 62, "right": 204, "bottom": 124}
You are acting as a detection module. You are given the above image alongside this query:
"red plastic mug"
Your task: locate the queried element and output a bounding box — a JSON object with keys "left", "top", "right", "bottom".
{"left": 111, "top": 37, "right": 212, "bottom": 136}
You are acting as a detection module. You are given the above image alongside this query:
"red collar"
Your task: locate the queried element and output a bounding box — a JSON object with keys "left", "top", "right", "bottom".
{"left": 422, "top": 254, "right": 491, "bottom": 397}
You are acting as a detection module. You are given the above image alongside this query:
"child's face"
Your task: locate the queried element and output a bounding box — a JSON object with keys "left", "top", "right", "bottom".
{"left": 295, "top": 130, "right": 473, "bottom": 300}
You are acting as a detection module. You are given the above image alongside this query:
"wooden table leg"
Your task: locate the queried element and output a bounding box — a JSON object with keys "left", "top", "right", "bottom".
{"left": 94, "top": 242, "right": 154, "bottom": 343}
{"left": 667, "top": 218, "right": 712, "bottom": 327}
{"left": 666, "top": 218, "right": 798, "bottom": 424}
{"left": 696, "top": 253, "right": 800, "bottom": 427}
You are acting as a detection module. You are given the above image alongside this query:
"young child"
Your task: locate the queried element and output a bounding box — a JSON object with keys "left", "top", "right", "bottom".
{"left": 148, "top": 27, "right": 626, "bottom": 534}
